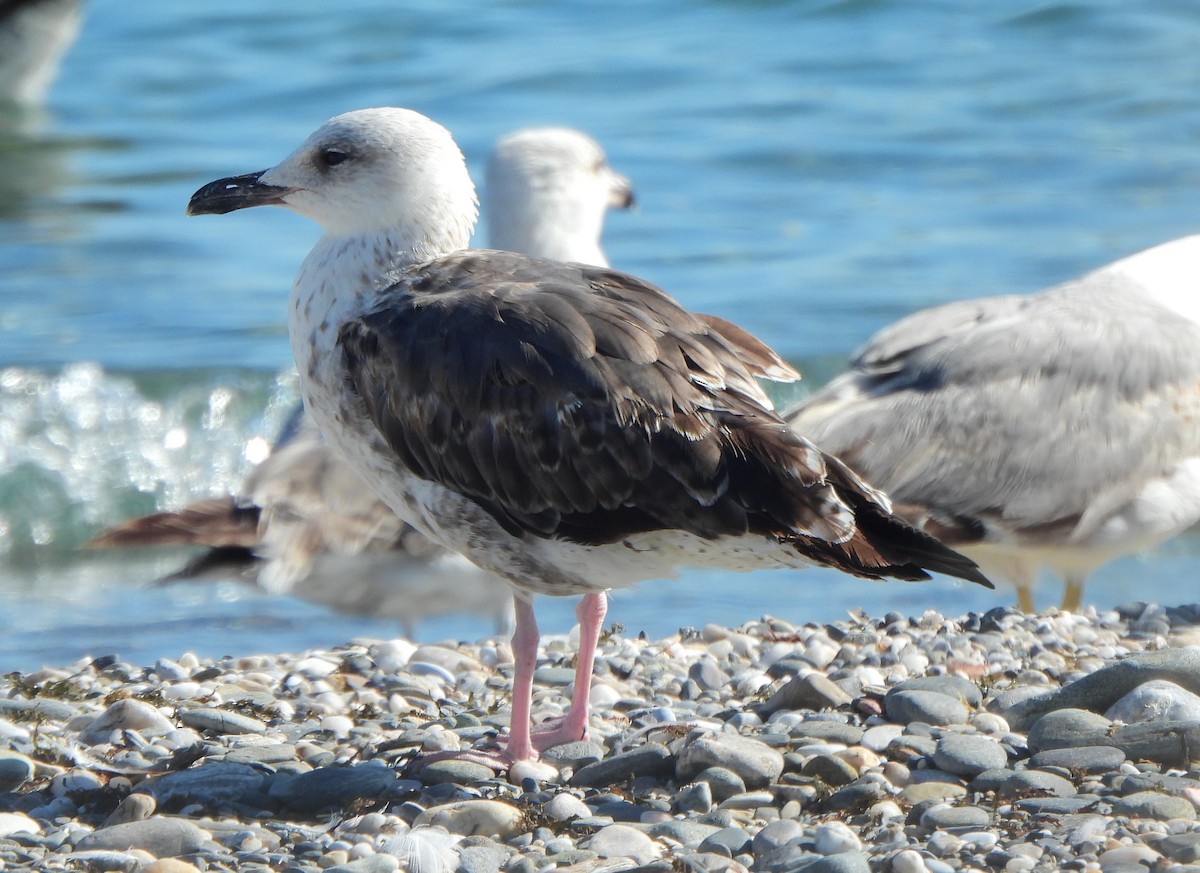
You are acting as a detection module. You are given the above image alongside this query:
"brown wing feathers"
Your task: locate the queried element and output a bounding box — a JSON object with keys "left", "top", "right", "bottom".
{"left": 340, "top": 251, "right": 989, "bottom": 587}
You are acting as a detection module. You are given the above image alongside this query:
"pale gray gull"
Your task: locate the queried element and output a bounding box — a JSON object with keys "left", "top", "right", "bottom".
{"left": 186, "top": 106, "right": 988, "bottom": 767}
{"left": 0, "top": 0, "right": 83, "bottom": 105}
{"left": 786, "top": 235, "right": 1200, "bottom": 614}
{"left": 90, "top": 126, "right": 635, "bottom": 634}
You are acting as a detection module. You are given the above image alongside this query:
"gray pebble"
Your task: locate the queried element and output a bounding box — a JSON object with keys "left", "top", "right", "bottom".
{"left": 752, "top": 818, "right": 805, "bottom": 857}
{"left": 689, "top": 659, "right": 729, "bottom": 691}
{"left": 101, "top": 793, "right": 157, "bottom": 827}
{"left": 0, "top": 752, "right": 35, "bottom": 793}
{"left": 920, "top": 804, "right": 991, "bottom": 830}
{"left": 801, "top": 753, "right": 858, "bottom": 787}
{"left": 884, "top": 690, "right": 968, "bottom": 727}
{"left": 998, "top": 769, "right": 1077, "bottom": 799}
{"left": 532, "top": 666, "right": 575, "bottom": 686}
{"left": 419, "top": 759, "right": 495, "bottom": 785}
{"left": 571, "top": 742, "right": 673, "bottom": 787}
{"left": 676, "top": 733, "right": 784, "bottom": 788}
{"left": 325, "top": 857, "right": 401, "bottom": 873}
{"left": 540, "top": 740, "right": 605, "bottom": 769}
{"left": 791, "top": 720, "right": 864, "bottom": 745}
{"left": 458, "top": 844, "right": 508, "bottom": 873}
{"left": 1014, "top": 796, "right": 1098, "bottom": 815}
{"left": 691, "top": 766, "right": 746, "bottom": 802}
{"left": 649, "top": 819, "right": 721, "bottom": 847}
{"left": 1112, "top": 790, "right": 1197, "bottom": 821}
{"left": 931, "top": 734, "right": 1008, "bottom": 777}
{"left": 888, "top": 676, "right": 983, "bottom": 707}
{"left": 1026, "top": 708, "right": 1111, "bottom": 754}
{"left": 270, "top": 763, "right": 398, "bottom": 814}
{"left": 178, "top": 707, "right": 267, "bottom": 735}
{"left": 1001, "top": 648, "right": 1200, "bottom": 731}
{"left": 1153, "top": 832, "right": 1200, "bottom": 863}
{"left": 0, "top": 697, "right": 78, "bottom": 721}
{"left": 63, "top": 849, "right": 142, "bottom": 872}
{"left": 698, "top": 825, "right": 752, "bottom": 857}
{"left": 75, "top": 816, "right": 211, "bottom": 857}
{"left": 141, "top": 761, "right": 270, "bottom": 810}
{"left": 760, "top": 673, "right": 852, "bottom": 715}
{"left": 586, "top": 823, "right": 660, "bottom": 865}
{"left": 80, "top": 699, "right": 175, "bottom": 744}
{"left": 1030, "top": 745, "right": 1126, "bottom": 773}
{"left": 675, "top": 780, "right": 714, "bottom": 815}
{"left": 1106, "top": 679, "right": 1200, "bottom": 724}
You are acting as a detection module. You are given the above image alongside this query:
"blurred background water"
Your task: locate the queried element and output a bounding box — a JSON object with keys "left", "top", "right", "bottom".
{"left": 1, "top": 0, "right": 1199, "bottom": 672}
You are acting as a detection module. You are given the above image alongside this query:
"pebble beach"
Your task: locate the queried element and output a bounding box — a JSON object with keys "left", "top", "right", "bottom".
{"left": 4, "top": 602, "right": 1200, "bottom": 872}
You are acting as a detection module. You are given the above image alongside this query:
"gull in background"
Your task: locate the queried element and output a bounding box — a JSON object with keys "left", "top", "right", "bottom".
{"left": 185, "top": 107, "right": 987, "bottom": 767}
{"left": 0, "top": 0, "right": 83, "bottom": 106}
{"left": 786, "top": 236, "right": 1200, "bottom": 613}
{"left": 89, "top": 127, "right": 635, "bottom": 635}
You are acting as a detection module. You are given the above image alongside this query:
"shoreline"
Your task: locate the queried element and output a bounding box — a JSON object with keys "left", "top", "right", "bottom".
{"left": 3, "top": 602, "right": 1200, "bottom": 872}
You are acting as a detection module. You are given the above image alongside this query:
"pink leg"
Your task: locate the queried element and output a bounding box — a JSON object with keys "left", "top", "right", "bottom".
{"left": 529, "top": 591, "right": 607, "bottom": 750}
{"left": 505, "top": 593, "right": 540, "bottom": 762}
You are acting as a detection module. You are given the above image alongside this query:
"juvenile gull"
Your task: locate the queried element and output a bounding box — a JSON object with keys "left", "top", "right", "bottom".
{"left": 187, "top": 107, "right": 987, "bottom": 765}
{"left": 91, "top": 127, "right": 634, "bottom": 632}
{"left": 787, "top": 236, "right": 1200, "bottom": 613}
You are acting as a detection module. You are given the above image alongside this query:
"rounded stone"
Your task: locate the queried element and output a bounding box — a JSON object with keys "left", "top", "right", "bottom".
{"left": 931, "top": 734, "right": 1008, "bottom": 777}
{"left": 1105, "top": 680, "right": 1200, "bottom": 724}
{"left": 414, "top": 800, "right": 525, "bottom": 838}
{"left": 102, "top": 793, "right": 158, "bottom": 827}
{"left": 801, "top": 753, "right": 858, "bottom": 787}
{"left": 884, "top": 690, "right": 968, "bottom": 727}
{"left": 1026, "top": 708, "right": 1111, "bottom": 754}
{"left": 813, "top": 821, "right": 861, "bottom": 855}
{"left": 1029, "top": 745, "right": 1126, "bottom": 774}
{"left": 0, "top": 752, "right": 35, "bottom": 793}
{"left": 1112, "top": 791, "right": 1197, "bottom": 821}
{"left": 676, "top": 733, "right": 784, "bottom": 788}
{"left": 79, "top": 699, "right": 175, "bottom": 744}
{"left": 543, "top": 793, "right": 591, "bottom": 822}
{"left": 75, "top": 817, "right": 211, "bottom": 858}
{"left": 418, "top": 760, "right": 496, "bottom": 786}
{"left": 919, "top": 805, "right": 990, "bottom": 831}
{"left": 586, "top": 823, "right": 661, "bottom": 865}
{"left": 998, "top": 770, "right": 1077, "bottom": 799}
{"left": 691, "top": 766, "right": 746, "bottom": 802}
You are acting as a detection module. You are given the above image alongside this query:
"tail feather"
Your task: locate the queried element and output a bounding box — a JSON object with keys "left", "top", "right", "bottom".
{"left": 87, "top": 498, "right": 261, "bottom": 549}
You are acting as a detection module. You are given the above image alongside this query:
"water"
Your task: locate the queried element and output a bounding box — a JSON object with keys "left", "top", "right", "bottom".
{"left": 1, "top": 0, "right": 1199, "bottom": 672}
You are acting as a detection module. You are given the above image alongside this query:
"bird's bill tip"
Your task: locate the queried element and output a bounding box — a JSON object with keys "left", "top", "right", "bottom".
{"left": 186, "top": 170, "right": 292, "bottom": 216}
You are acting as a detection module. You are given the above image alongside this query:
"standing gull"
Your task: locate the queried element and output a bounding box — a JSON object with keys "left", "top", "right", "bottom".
{"left": 787, "top": 235, "right": 1200, "bottom": 613}
{"left": 187, "top": 107, "right": 987, "bottom": 765}
{"left": 90, "top": 126, "right": 634, "bottom": 633}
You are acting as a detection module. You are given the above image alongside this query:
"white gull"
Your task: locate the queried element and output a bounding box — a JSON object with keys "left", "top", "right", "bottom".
{"left": 0, "top": 0, "right": 82, "bottom": 106}
{"left": 186, "top": 106, "right": 987, "bottom": 767}
{"left": 786, "top": 236, "right": 1200, "bottom": 613}
{"left": 90, "top": 127, "right": 635, "bottom": 634}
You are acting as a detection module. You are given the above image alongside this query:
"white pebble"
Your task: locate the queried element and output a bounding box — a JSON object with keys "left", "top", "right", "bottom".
{"left": 813, "top": 821, "right": 861, "bottom": 855}
{"left": 891, "top": 849, "right": 928, "bottom": 873}
{"left": 322, "top": 715, "right": 355, "bottom": 739}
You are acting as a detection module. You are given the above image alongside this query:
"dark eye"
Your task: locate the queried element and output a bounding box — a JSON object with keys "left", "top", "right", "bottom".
{"left": 320, "top": 149, "right": 348, "bottom": 167}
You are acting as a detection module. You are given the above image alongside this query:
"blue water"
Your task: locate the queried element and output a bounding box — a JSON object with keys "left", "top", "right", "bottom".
{"left": 1, "top": 1, "right": 1199, "bottom": 672}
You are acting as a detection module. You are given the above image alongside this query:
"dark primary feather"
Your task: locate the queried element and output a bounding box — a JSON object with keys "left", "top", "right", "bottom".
{"left": 339, "top": 250, "right": 989, "bottom": 586}
{"left": 86, "top": 498, "right": 261, "bottom": 549}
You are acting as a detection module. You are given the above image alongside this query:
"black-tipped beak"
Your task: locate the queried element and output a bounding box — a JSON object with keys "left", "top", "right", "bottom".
{"left": 186, "top": 171, "right": 294, "bottom": 216}
{"left": 615, "top": 186, "right": 636, "bottom": 210}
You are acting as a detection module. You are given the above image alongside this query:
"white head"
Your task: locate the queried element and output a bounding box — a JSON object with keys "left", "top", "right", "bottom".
{"left": 485, "top": 127, "right": 634, "bottom": 267}
{"left": 188, "top": 107, "right": 479, "bottom": 259}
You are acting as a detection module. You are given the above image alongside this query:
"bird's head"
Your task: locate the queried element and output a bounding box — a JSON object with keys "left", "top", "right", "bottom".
{"left": 188, "top": 107, "right": 479, "bottom": 252}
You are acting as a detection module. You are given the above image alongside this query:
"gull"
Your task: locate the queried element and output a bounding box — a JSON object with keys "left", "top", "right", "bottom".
{"left": 786, "top": 235, "right": 1200, "bottom": 613}
{"left": 186, "top": 106, "right": 988, "bottom": 766}
{"left": 0, "top": 0, "right": 83, "bottom": 106}
{"left": 89, "top": 127, "right": 635, "bottom": 634}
